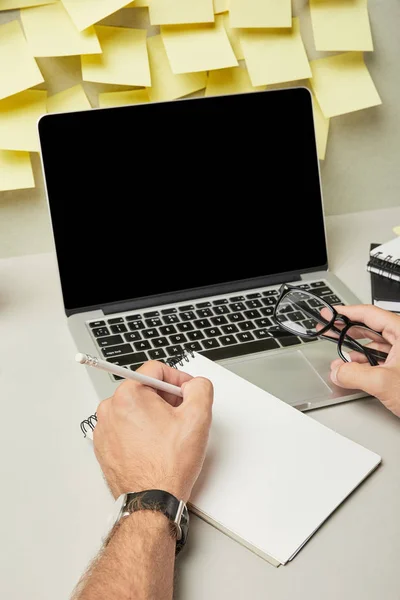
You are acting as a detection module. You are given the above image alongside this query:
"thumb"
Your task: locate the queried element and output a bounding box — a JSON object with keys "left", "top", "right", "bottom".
{"left": 331, "top": 362, "right": 390, "bottom": 399}
{"left": 180, "top": 377, "right": 214, "bottom": 414}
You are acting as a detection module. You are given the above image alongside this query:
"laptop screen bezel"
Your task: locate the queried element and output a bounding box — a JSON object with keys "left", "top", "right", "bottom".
{"left": 38, "top": 87, "right": 329, "bottom": 317}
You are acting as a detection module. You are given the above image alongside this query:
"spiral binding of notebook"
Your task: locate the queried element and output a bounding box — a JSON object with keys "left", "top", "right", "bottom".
{"left": 367, "top": 250, "right": 400, "bottom": 282}
{"left": 79, "top": 350, "right": 195, "bottom": 438}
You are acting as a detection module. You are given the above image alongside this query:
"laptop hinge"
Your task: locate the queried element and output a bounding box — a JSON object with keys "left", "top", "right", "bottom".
{"left": 100, "top": 273, "right": 301, "bottom": 316}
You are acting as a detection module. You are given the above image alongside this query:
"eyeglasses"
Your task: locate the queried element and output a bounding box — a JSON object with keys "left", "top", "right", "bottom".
{"left": 273, "top": 284, "right": 390, "bottom": 366}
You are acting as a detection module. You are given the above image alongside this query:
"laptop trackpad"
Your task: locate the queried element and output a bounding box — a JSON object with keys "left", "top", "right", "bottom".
{"left": 224, "top": 351, "right": 331, "bottom": 406}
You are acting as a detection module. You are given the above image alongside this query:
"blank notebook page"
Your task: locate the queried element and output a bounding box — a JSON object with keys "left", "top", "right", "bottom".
{"left": 177, "top": 353, "right": 381, "bottom": 565}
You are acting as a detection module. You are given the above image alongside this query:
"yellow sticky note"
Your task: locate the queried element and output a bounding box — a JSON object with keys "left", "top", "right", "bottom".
{"left": 82, "top": 26, "right": 151, "bottom": 87}
{"left": 205, "top": 66, "right": 265, "bottom": 96}
{"left": 311, "top": 91, "right": 329, "bottom": 161}
{"left": 230, "top": 0, "right": 291, "bottom": 28}
{"left": 0, "top": 150, "right": 35, "bottom": 192}
{"left": 0, "top": 21, "right": 44, "bottom": 102}
{"left": 99, "top": 89, "right": 149, "bottom": 107}
{"left": 310, "top": 52, "right": 382, "bottom": 118}
{"left": 0, "top": 0, "right": 54, "bottom": 8}
{"left": 221, "top": 11, "right": 243, "bottom": 60}
{"left": 47, "top": 85, "right": 92, "bottom": 113}
{"left": 147, "top": 35, "right": 206, "bottom": 102}
{"left": 161, "top": 19, "right": 238, "bottom": 75}
{"left": 149, "top": 0, "right": 214, "bottom": 25}
{"left": 214, "top": 0, "right": 229, "bottom": 14}
{"left": 0, "top": 0, "right": 54, "bottom": 6}
{"left": 20, "top": 3, "right": 102, "bottom": 57}
{"left": 62, "top": 0, "right": 133, "bottom": 31}
{"left": 0, "top": 90, "right": 47, "bottom": 153}
{"left": 240, "top": 18, "right": 311, "bottom": 87}
{"left": 310, "top": 0, "right": 373, "bottom": 52}
{"left": 125, "top": 0, "right": 148, "bottom": 6}
{"left": 393, "top": 226, "right": 400, "bottom": 236}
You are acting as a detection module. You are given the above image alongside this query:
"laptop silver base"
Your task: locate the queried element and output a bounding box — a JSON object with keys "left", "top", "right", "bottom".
{"left": 68, "top": 271, "right": 368, "bottom": 412}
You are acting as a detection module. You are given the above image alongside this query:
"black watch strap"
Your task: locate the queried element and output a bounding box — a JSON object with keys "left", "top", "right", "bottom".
{"left": 123, "top": 490, "right": 189, "bottom": 555}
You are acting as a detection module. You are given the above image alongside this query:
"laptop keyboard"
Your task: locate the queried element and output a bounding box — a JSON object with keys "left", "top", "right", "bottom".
{"left": 87, "top": 281, "right": 344, "bottom": 381}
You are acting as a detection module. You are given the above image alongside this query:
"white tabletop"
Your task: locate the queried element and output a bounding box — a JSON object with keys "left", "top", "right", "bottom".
{"left": 1, "top": 206, "right": 400, "bottom": 600}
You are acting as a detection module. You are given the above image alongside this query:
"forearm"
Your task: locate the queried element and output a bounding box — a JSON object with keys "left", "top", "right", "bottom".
{"left": 73, "top": 511, "right": 176, "bottom": 600}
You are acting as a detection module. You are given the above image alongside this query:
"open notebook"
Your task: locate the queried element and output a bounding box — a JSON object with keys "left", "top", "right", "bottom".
{"left": 174, "top": 351, "right": 381, "bottom": 566}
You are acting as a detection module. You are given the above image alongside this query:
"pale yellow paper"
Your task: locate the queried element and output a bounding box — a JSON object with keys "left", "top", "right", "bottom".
{"left": 0, "top": 0, "right": 54, "bottom": 7}
{"left": 0, "top": 150, "right": 35, "bottom": 191}
{"left": 62, "top": 0, "right": 133, "bottom": 31}
{"left": 47, "top": 84, "right": 91, "bottom": 113}
{"left": 82, "top": 26, "right": 151, "bottom": 87}
{"left": 149, "top": 0, "right": 214, "bottom": 25}
{"left": 147, "top": 34, "right": 206, "bottom": 102}
{"left": 311, "top": 90, "right": 329, "bottom": 160}
{"left": 126, "top": 0, "right": 148, "bottom": 6}
{"left": 0, "top": 90, "right": 47, "bottom": 153}
{"left": 221, "top": 11, "right": 243, "bottom": 60}
{"left": 161, "top": 19, "right": 238, "bottom": 74}
{"left": 393, "top": 226, "right": 400, "bottom": 236}
{"left": 205, "top": 66, "right": 265, "bottom": 96}
{"left": 20, "top": 3, "right": 102, "bottom": 57}
{"left": 310, "top": 0, "right": 373, "bottom": 52}
{"left": 230, "top": 0, "right": 291, "bottom": 28}
{"left": 99, "top": 89, "right": 149, "bottom": 107}
{"left": 310, "top": 52, "right": 381, "bottom": 118}
{"left": 0, "top": 21, "right": 44, "bottom": 101}
{"left": 240, "top": 18, "right": 311, "bottom": 87}
{"left": 214, "top": 0, "right": 229, "bottom": 13}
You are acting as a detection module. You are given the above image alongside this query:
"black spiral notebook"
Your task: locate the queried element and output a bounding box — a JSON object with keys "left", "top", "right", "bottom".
{"left": 369, "top": 243, "right": 400, "bottom": 313}
{"left": 367, "top": 237, "right": 400, "bottom": 283}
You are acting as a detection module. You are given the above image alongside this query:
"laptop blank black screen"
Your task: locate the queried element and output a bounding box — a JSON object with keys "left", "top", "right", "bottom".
{"left": 39, "top": 88, "right": 328, "bottom": 313}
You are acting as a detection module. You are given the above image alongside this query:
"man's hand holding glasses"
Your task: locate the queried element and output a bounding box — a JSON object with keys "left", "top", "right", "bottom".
{"left": 273, "top": 284, "right": 400, "bottom": 418}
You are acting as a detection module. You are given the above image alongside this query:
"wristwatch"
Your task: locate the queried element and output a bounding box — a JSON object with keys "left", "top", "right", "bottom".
{"left": 107, "top": 489, "right": 189, "bottom": 555}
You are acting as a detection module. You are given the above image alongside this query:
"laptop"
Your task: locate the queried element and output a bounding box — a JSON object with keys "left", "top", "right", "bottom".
{"left": 38, "top": 87, "right": 367, "bottom": 411}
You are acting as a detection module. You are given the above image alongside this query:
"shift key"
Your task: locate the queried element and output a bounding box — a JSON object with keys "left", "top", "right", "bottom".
{"left": 107, "top": 352, "right": 147, "bottom": 366}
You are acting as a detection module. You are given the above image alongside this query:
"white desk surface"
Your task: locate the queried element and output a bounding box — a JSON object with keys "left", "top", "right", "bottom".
{"left": 1, "top": 206, "right": 400, "bottom": 600}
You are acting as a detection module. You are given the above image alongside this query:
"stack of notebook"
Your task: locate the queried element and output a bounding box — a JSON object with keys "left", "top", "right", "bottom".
{"left": 368, "top": 242, "right": 400, "bottom": 313}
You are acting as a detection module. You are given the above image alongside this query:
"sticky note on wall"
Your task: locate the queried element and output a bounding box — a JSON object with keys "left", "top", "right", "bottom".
{"left": 82, "top": 26, "right": 151, "bottom": 87}
{"left": 205, "top": 66, "right": 265, "bottom": 96}
{"left": 0, "top": 90, "right": 47, "bottom": 153}
{"left": 310, "top": 52, "right": 381, "bottom": 118}
{"left": 230, "top": 0, "right": 291, "bottom": 28}
{"left": 0, "top": 0, "right": 55, "bottom": 8}
{"left": 20, "top": 3, "right": 102, "bottom": 57}
{"left": 149, "top": 0, "right": 214, "bottom": 25}
{"left": 62, "top": 0, "right": 133, "bottom": 31}
{"left": 0, "top": 150, "right": 35, "bottom": 192}
{"left": 147, "top": 34, "right": 207, "bottom": 102}
{"left": 213, "top": 0, "right": 229, "bottom": 13}
{"left": 0, "top": 20, "right": 44, "bottom": 101}
{"left": 47, "top": 85, "right": 92, "bottom": 113}
{"left": 161, "top": 18, "right": 238, "bottom": 74}
{"left": 240, "top": 18, "right": 311, "bottom": 87}
{"left": 99, "top": 89, "right": 150, "bottom": 108}
{"left": 310, "top": 0, "right": 373, "bottom": 52}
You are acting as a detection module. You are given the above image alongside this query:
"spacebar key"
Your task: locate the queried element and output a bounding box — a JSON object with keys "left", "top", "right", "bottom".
{"left": 202, "top": 338, "right": 279, "bottom": 361}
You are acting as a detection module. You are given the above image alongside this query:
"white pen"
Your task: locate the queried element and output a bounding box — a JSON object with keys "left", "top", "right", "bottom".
{"left": 75, "top": 352, "right": 184, "bottom": 397}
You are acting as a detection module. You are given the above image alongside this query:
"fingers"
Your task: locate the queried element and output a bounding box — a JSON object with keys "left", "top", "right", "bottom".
{"left": 330, "top": 361, "right": 394, "bottom": 398}
{"left": 179, "top": 377, "right": 214, "bottom": 421}
{"left": 327, "top": 305, "right": 400, "bottom": 343}
{"left": 136, "top": 361, "right": 193, "bottom": 407}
